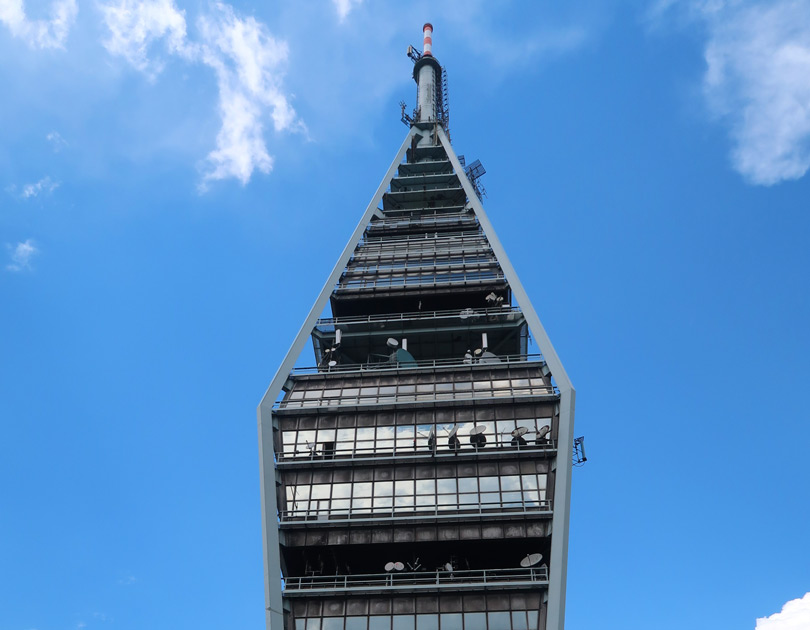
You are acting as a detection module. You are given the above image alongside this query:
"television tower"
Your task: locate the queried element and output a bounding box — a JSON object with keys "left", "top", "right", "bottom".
{"left": 258, "top": 24, "right": 576, "bottom": 630}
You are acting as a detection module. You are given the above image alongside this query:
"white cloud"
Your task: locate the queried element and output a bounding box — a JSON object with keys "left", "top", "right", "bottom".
{"left": 6, "top": 239, "right": 38, "bottom": 271}
{"left": 756, "top": 593, "right": 810, "bottom": 630}
{"left": 656, "top": 0, "right": 810, "bottom": 185}
{"left": 46, "top": 130, "right": 67, "bottom": 151}
{"left": 332, "top": 0, "right": 363, "bottom": 22}
{"left": 99, "top": 0, "right": 191, "bottom": 77}
{"left": 99, "top": 0, "right": 301, "bottom": 187}
{"left": 21, "top": 176, "right": 59, "bottom": 198}
{"left": 197, "top": 3, "right": 301, "bottom": 186}
{"left": 0, "top": 0, "right": 78, "bottom": 49}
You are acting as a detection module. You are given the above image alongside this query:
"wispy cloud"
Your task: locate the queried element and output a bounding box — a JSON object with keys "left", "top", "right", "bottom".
{"left": 756, "top": 592, "right": 810, "bottom": 630}
{"left": 196, "top": 3, "right": 302, "bottom": 186}
{"left": 46, "top": 130, "right": 68, "bottom": 151}
{"left": 99, "top": 0, "right": 302, "bottom": 187}
{"left": 0, "top": 0, "right": 78, "bottom": 49}
{"left": 21, "top": 176, "right": 59, "bottom": 198}
{"left": 654, "top": 0, "right": 810, "bottom": 186}
{"left": 6, "top": 239, "right": 38, "bottom": 271}
{"left": 117, "top": 574, "right": 137, "bottom": 584}
{"left": 332, "top": 0, "right": 364, "bottom": 22}
{"left": 99, "top": 0, "right": 191, "bottom": 78}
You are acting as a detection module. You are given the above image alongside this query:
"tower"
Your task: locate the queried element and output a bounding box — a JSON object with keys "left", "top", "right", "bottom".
{"left": 258, "top": 24, "right": 576, "bottom": 630}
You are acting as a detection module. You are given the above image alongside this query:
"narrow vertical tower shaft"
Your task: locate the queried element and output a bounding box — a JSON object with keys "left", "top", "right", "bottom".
{"left": 414, "top": 23, "right": 442, "bottom": 125}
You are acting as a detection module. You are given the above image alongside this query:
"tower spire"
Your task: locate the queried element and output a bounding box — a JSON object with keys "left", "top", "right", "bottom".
{"left": 413, "top": 23, "right": 442, "bottom": 126}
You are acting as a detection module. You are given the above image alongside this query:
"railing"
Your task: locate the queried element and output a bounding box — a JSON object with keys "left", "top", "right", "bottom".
{"left": 288, "top": 352, "right": 545, "bottom": 376}
{"left": 352, "top": 242, "right": 492, "bottom": 261}
{"left": 360, "top": 230, "right": 482, "bottom": 247}
{"left": 367, "top": 213, "right": 476, "bottom": 231}
{"left": 315, "top": 305, "right": 522, "bottom": 327}
{"left": 388, "top": 182, "right": 463, "bottom": 194}
{"left": 335, "top": 271, "right": 505, "bottom": 291}
{"left": 279, "top": 498, "right": 552, "bottom": 522}
{"left": 276, "top": 438, "right": 556, "bottom": 463}
{"left": 284, "top": 566, "right": 548, "bottom": 593}
{"left": 345, "top": 257, "right": 496, "bottom": 275}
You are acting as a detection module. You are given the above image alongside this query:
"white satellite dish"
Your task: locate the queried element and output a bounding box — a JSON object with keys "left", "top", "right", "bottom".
{"left": 328, "top": 360, "right": 337, "bottom": 367}
{"left": 393, "top": 562, "right": 405, "bottom": 571}
{"left": 511, "top": 427, "right": 529, "bottom": 438}
{"left": 478, "top": 351, "right": 501, "bottom": 364}
{"left": 536, "top": 426, "right": 551, "bottom": 438}
{"left": 470, "top": 425, "right": 486, "bottom": 435}
{"left": 384, "top": 562, "right": 395, "bottom": 572}
{"left": 448, "top": 425, "right": 459, "bottom": 438}
{"left": 519, "top": 553, "right": 543, "bottom": 568}
{"left": 387, "top": 338, "right": 399, "bottom": 348}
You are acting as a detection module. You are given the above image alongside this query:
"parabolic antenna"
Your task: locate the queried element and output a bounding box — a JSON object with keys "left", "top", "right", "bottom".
{"left": 511, "top": 427, "right": 529, "bottom": 438}
{"left": 387, "top": 338, "right": 399, "bottom": 348}
{"left": 385, "top": 562, "right": 395, "bottom": 572}
{"left": 519, "top": 553, "right": 543, "bottom": 568}
{"left": 536, "top": 426, "right": 551, "bottom": 439}
{"left": 479, "top": 351, "right": 501, "bottom": 364}
{"left": 393, "top": 562, "right": 405, "bottom": 571}
{"left": 470, "top": 425, "right": 486, "bottom": 436}
{"left": 448, "top": 425, "right": 459, "bottom": 438}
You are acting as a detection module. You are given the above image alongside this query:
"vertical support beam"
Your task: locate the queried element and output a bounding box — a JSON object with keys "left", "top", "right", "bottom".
{"left": 257, "top": 126, "right": 418, "bottom": 630}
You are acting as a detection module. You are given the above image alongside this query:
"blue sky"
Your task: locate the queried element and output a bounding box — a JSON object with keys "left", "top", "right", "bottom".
{"left": 2, "top": 1, "right": 810, "bottom": 629}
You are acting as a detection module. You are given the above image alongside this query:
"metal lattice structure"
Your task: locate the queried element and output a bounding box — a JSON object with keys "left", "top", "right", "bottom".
{"left": 258, "top": 25, "right": 575, "bottom": 630}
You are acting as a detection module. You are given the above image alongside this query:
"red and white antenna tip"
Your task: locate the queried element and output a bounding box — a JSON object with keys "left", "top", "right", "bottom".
{"left": 422, "top": 23, "right": 433, "bottom": 57}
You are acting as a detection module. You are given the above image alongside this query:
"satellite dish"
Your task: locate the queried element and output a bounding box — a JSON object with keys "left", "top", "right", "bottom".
{"left": 519, "top": 553, "right": 543, "bottom": 568}
{"left": 394, "top": 562, "right": 405, "bottom": 572}
{"left": 444, "top": 562, "right": 453, "bottom": 572}
{"left": 387, "top": 338, "right": 399, "bottom": 348}
{"left": 511, "top": 427, "right": 529, "bottom": 438}
{"left": 536, "top": 426, "right": 551, "bottom": 438}
{"left": 478, "top": 351, "right": 501, "bottom": 364}
{"left": 328, "top": 360, "right": 337, "bottom": 367}
{"left": 459, "top": 308, "right": 473, "bottom": 320}
{"left": 473, "top": 348, "right": 483, "bottom": 357}
{"left": 384, "top": 562, "right": 395, "bottom": 572}
{"left": 470, "top": 425, "right": 487, "bottom": 448}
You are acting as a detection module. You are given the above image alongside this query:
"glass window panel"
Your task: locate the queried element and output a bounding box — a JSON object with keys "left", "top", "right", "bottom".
{"left": 374, "top": 481, "right": 393, "bottom": 496}
{"left": 332, "top": 483, "right": 351, "bottom": 498}
{"left": 289, "top": 391, "right": 305, "bottom": 400}
{"left": 487, "top": 612, "right": 510, "bottom": 630}
{"left": 521, "top": 475, "right": 538, "bottom": 490}
{"left": 437, "top": 495, "right": 455, "bottom": 507}
{"left": 538, "top": 475, "right": 547, "bottom": 489}
{"left": 395, "top": 480, "right": 414, "bottom": 496}
{"left": 396, "top": 495, "right": 415, "bottom": 508}
{"left": 436, "top": 382, "right": 453, "bottom": 391}
{"left": 479, "top": 477, "right": 499, "bottom": 492}
{"left": 322, "top": 389, "right": 340, "bottom": 399}
{"left": 318, "top": 429, "right": 337, "bottom": 443}
{"left": 502, "top": 491, "right": 522, "bottom": 506}
{"left": 511, "top": 612, "right": 528, "bottom": 630}
{"left": 311, "top": 484, "right": 331, "bottom": 499}
{"left": 417, "top": 615, "right": 438, "bottom": 630}
{"left": 304, "top": 390, "right": 322, "bottom": 399}
{"left": 379, "top": 386, "right": 396, "bottom": 395}
{"left": 295, "top": 620, "right": 306, "bottom": 630}
{"left": 454, "top": 382, "right": 472, "bottom": 391}
{"left": 440, "top": 614, "right": 462, "bottom": 630}
{"left": 399, "top": 385, "right": 416, "bottom": 394}
{"left": 526, "top": 612, "right": 538, "bottom": 630}
{"left": 416, "top": 479, "right": 436, "bottom": 495}
{"left": 393, "top": 617, "right": 414, "bottom": 630}
{"left": 360, "top": 387, "right": 378, "bottom": 396}
{"left": 343, "top": 388, "right": 359, "bottom": 396}
{"left": 346, "top": 618, "right": 367, "bottom": 630}
{"left": 307, "top": 620, "right": 322, "bottom": 630}
{"left": 337, "top": 428, "right": 355, "bottom": 442}
{"left": 501, "top": 476, "right": 521, "bottom": 491}
{"left": 416, "top": 384, "right": 434, "bottom": 393}
{"left": 459, "top": 493, "right": 477, "bottom": 506}
{"left": 354, "top": 482, "right": 372, "bottom": 497}
{"left": 357, "top": 428, "right": 375, "bottom": 441}
{"left": 375, "top": 496, "right": 393, "bottom": 509}
{"left": 465, "top": 613, "right": 486, "bottom": 630}
{"left": 458, "top": 478, "right": 477, "bottom": 493}
{"left": 492, "top": 380, "right": 510, "bottom": 389}
{"left": 352, "top": 497, "right": 372, "bottom": 510}
{"left": 437, "top": 478, "right": 456, "bottom": 494}
{"left": 332, "top": 499, "right": 350, "bottom": 512}
{"left": 472, "top": 380, "right": 490, "bottom": 390}
{"left": 415, "top": 495, "right": 434, "bottom": 508}
{"left": 370, "top": 618, "right": 391, "bottom": 630}
{"left": 323, "top": 619, "right": 343, "bottom": 630}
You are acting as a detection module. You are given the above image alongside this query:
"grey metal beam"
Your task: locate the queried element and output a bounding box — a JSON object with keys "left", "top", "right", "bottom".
{"left": 257, "top": 126, "right": 419, "bottom": 630}
{"left": 437, "top": 126, "right": 575, "bottom": 630}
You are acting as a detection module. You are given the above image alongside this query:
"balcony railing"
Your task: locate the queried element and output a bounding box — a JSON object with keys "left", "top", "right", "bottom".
{"left": 276, "top": 438, "right": 557, "bottom": 463}
{"left": 279, "top": 498, "right": 552, "bottom": 523}
{"left": 288, "top": 352, "right": 546, "bottom": 376}
{"left": 283, "top": 566, "right": 548, "bottom": 595}
{"left": 316, "top": 305, "right": 522, "bottom": 327}
{"left": 334, "top": 271, "right": 505, "bottom": 292}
